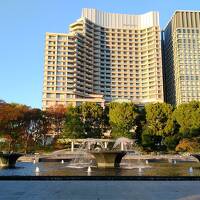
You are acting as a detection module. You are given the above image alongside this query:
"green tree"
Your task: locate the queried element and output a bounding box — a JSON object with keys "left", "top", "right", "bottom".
{"left": 141, "top": 126, "right": 164, "bottom": 151}
{"left": 163, "top": 135, "right": 180, "bottom": 151}
{"left": 173, "top": 101, "right": 200, "bottom": 137}
{"left": 145, "top": 102, "right": 174, "bottom": 136}
{"left": 79, "top": 103, "right": 104, "bottom": 138}
{"left": 134, "top": 107, "right": 146, "bottom": 143}
{"left": 102, "top": 105, "right": 110, "bottom": 133}
{"left": 62, "top": 106, "right": 84, "bottom": 139}
{"left": 109, "top": 102, "right": 138, "bottom": 138}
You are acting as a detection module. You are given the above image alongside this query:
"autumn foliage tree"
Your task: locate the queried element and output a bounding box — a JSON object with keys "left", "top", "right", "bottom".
{"left": 0, "top": 102, "right": 64, "bottom": 153}
{"left": 0, "top": 103, "right": 30, "bottom": 152}
{"left": 46, "top": 104, "right": 68, "bottom": 136}
{"left": 175, "top": 138, "right": 200, "bottom": 153}
{"left": 21, "top": 108, "right": 50, "bottom": 153}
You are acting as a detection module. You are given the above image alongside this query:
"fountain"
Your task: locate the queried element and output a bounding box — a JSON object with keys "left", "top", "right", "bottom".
{"left": 66, "top": 139, "right": 95, "bottom": 169}
{"left": 113, "top": 137, "right": 134, "bottom": 151}
{"left": 173, "top": 160, "right": 177, "bottom": 164}
{"left": 87, "top": 166, "right": 92, "bottom": 173}
{"left": 65, "top": 138, "right": 135, "bottom": 168}
{"left": 191, "top": 154, "right": 200, "bottom": 162}
{"left": 90, "top": 150, "right": 127, "bottom": 168}
{"left": 35, "top": 166, "right": 40, "bottom": 173}
{"left": 0, "top": 152, "right": 23, "bottom": 167}
{"left": 64, "top": 138, "right": 151, "bottom": 170}
{"left": 138, "top": 167, "right": 142, "bottom": 173}
{"left": 88, "top": 138, "right": 134, "bottom": 168}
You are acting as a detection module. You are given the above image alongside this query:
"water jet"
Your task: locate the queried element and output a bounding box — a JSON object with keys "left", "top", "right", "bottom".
{"left": 35, "top": 166, "right": 40, "bottom": 173}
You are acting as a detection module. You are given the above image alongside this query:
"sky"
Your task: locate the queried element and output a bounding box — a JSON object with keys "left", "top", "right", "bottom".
{"left": 0, "top": 0, "right": 200, "bottom": 109}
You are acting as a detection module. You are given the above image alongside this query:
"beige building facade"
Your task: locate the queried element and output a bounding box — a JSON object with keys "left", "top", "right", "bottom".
{"left": 42, "top": 8, "right": 164, "bottom": 110}
{"left": 163, "top": 11, "right": 200, "bottom": 105}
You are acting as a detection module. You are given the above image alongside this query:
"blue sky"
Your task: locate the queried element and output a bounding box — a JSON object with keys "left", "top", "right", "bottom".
{"left": 0, "top": 0, "right": 200, "bottom": 109}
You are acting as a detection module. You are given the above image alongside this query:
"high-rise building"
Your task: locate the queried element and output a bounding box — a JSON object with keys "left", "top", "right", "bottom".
{"left": 163, "top": 11, "right": 200, "bottom": 105}
{"left": 42, "top": 8, "right": 164, "bottom": 110}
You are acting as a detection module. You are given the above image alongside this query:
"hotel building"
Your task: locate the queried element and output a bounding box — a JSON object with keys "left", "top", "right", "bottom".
{"left": 42, "top": 8, "right": 164, "bottom": 110}
{"left": 163, "top": 11, "right": 200, "bottom": 105}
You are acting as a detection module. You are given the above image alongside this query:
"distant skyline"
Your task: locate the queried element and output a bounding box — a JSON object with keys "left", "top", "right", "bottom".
{"left": 1, "top": 0, "right": 200, "bottom": 108}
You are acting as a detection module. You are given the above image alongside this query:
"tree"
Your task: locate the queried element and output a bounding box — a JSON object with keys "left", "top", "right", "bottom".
{"left": 145, "top": 102, "right": 174, "bottom": 136}
{"left": 62, "top": 103, "right": 109, "bottom": 139}
{"left": 0, "top": 103, "right": 51, "bottom": 153}
{"left": 134, "top": 106, "right": 146, "bottom": 143}
{"left": 109, "top": 102, "right": 138, "bottom": 138}
{"left": 143, "top": 102, "right": 176, "bottom": 150}
{"left": 78, "top": 103, "right": 104, "bottom": 138}
{"left": 46, "top": 104, "right": 67, "bottom": 136}
{"left": 141, "top": 126, "right": 165, "bottom": 151}
{"left": 163, "top": 135, "right": 180, "bottom": 151}
{"left": 101, "top": 105, "right": 111, "bottom": 134}
{"left": 0, "top": 103, "right": 30, "bottom": 152}
{"left": 173, "top": 101, "right": 200, "bottom": 137}
{"left": 20, "top": 108, "right": 50, "bottom": 153}
{"left": 62, "top": 106, "right": 84, "bottom": 139}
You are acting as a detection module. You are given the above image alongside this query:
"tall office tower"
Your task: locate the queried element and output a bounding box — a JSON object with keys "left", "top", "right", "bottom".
{"left": 163, "top": 11, "right": 200, "bottom": 105}
{"left": 42, "top": 8, "right": 164, "bottom": 110}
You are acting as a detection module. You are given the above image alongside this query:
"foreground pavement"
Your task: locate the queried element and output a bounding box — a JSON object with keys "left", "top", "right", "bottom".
{"left": 0, "top": 181, "right": 200, "bottom": 200}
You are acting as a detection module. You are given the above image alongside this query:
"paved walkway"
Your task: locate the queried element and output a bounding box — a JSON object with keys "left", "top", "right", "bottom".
{"left": 0, "top": 181, "right": 200, "bottom": 200}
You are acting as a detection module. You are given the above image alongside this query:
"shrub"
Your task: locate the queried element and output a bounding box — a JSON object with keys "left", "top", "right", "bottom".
{"left": 175, "top": 137, "right": 200, "bottom": 153}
